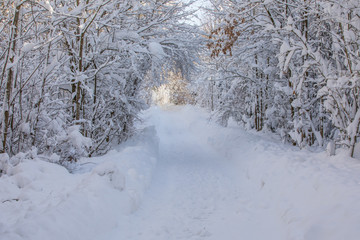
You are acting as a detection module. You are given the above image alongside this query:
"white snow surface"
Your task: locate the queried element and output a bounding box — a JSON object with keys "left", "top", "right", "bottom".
{"left": 1, "top": 105, "right": 360, "bottom": 240}
{"left": 0, "top": 127, "right": 158, "bottom": 240}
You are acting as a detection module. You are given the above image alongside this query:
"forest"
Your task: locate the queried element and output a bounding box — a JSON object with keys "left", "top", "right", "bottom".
{"left": 196, "top": 0, "right": 360, "bottom": 158}
{"left": 0, "top": 0, "right": 199, "bottom": 165}
{"left": 0, "top": 0, "right": 359, "bottom": 168}
{"left": 1, "top": 1, "right": 360, "bottom": 239}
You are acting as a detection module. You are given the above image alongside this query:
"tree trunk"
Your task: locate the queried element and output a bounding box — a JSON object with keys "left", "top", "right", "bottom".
{"left": 1, "top": 4, "right": 21, "bottom": 153}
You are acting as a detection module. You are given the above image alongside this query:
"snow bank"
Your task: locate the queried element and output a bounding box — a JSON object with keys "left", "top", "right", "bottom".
{"left": 0, "top": 127, "right": 158, "bottom": 240}
{"left": 211, "top": 122, "right": 360, "bottom": 240}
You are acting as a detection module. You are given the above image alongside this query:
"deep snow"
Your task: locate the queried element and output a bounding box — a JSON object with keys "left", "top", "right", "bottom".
{"left": 1, "top": 105, "right": 360, "bottom": 240}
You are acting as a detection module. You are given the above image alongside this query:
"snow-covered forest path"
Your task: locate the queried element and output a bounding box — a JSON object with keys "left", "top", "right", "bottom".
{"left": 102, "top": 106, "right": 360, "bottom": 240}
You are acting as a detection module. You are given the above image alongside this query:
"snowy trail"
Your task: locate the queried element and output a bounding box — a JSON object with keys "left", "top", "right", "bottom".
{"left": 2, "top": 105, "right": 359, "bottom": 240}
{"left": 102, "top": 106, "right": 249, "bottom": 239}
{"left": 102, "top": 105, "right": 360, "bottom": 240}
{"left": 0, "top": 106, "right": 360, "bottom": 240}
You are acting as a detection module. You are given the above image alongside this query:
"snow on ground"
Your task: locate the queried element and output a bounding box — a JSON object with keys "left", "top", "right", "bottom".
{"left": 0, "top": 127, "right": 158, "bottom": 240}
{"left": 1, "top": 105, "right": 360, "bottom": 240}
{"left": 102, "top": 105, "right": 360, "bottom": 240}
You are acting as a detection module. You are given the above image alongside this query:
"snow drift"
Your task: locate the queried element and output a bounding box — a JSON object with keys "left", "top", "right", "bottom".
{"left": 0, "top": 127, "right": 158, "bottom": 240}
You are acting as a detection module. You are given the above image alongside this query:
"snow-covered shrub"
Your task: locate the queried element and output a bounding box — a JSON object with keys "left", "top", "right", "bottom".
{"left": 56, "top": 125, "right": 92, "bottom": 163}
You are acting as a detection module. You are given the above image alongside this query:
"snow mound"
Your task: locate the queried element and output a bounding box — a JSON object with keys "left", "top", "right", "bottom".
{"left": 0, "top": 126, "right": 159, "bottom": 240}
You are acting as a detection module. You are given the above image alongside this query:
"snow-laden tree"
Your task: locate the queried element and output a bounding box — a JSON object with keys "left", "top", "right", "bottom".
{"left": 275, "top": 0, "right": 359, "bottom": 155}
{"left": 198, "top": 0, "right": 359, "bottom": 157}
{"left": 316, "top": 1, "right": 360, "bottom": 157}
{"left": 203, "top": 0, "right": 285, "bottom": 131}
{"left": 0, "top": 0, "right": 200, "bottom": 162}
